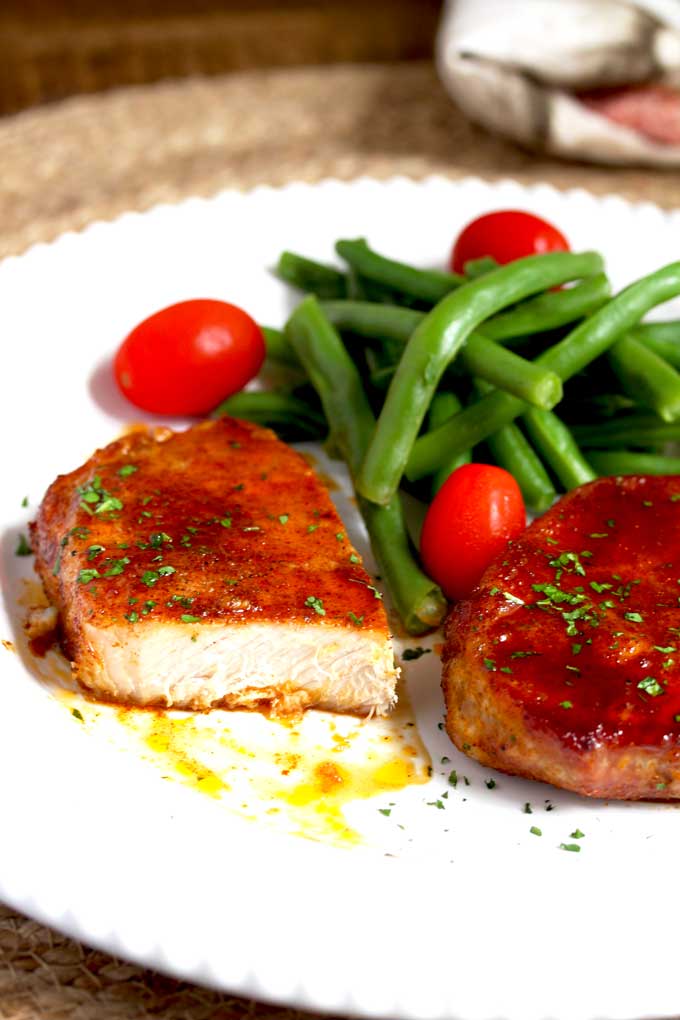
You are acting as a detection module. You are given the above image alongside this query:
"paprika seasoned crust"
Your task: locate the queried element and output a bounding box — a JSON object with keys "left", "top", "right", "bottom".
{"left": 30, "top": 417, "right": 398, "bottom": 715}
{"left": 442, "top": 475, "right": 680, "bottom": 800}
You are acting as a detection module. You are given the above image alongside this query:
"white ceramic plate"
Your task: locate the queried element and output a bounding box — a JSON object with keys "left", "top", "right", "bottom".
{"left": 2, "top": 177, "right": 680, "bottom": 1020}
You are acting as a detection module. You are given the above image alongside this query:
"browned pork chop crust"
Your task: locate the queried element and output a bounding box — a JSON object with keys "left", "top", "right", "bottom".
{"left": 31, "top": 418, "right": 398, "bottom": 714}
{"left": 442, "top": 475, "right": 680, "bottom": 800}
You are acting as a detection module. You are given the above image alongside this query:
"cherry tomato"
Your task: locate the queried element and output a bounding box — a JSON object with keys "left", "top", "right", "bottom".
{"left": 114, "top": 299, "right": 266, "bottom": 416}
{"left": 420, "top": 463, "right": 526, "bottom": 601}
{"left": 450, "top": 210, "right": 569, "bottom": 275}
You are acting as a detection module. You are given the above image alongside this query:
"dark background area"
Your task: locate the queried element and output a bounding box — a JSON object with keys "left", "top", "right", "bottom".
{"left": 0, "top": 0, "right": 444, "bottom": 114}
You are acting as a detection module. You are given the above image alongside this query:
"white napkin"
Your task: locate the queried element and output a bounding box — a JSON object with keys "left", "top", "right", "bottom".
{"left": 437, "top": 0, "right": 680, "bottom": 165}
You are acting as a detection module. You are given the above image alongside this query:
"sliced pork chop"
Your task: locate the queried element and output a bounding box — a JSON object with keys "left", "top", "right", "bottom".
{"left": 442, "top": 475, "right": 680, "bottom": 800}
{"left": 31, "top": 418, "right": 398, "bottom": 714}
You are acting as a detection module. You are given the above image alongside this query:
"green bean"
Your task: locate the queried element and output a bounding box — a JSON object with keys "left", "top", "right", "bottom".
{"left": 261, "top": 326, "right": 300, "bottom": 366}
{"left": 607, "top": 333, "right": 680, "bottom": 423}
{"left": 284, "top": 295, "right": 446, "bottom": 633}
{"left": 587, "top": 449, "right": 680, "bottom": 475}
{"left": 482, "top": 274, "right": 611, "bottom": 344}
{"left": 335, "top": 238, "right": 464, "bottom": 305}
{"left": 428, "top": 392, "right": 470, "bottom": 494}
{"left": 212, "top": 390, "right": 327, "bottom": 440}
{"left": 460, "top": 332, "right": 562, "bottom": 409}
{"left": 407, "top": 260, "right": 680, "bottom": 482}
{"left": 358, "top": 250, "right": 604, "bottom": 503}
{"left": 321, "top": 301, "right": 423, "bottom": 343}
{"left": 321, "top": 275, "right": 609, "bottom": 350}
{"left": 276, "top": 251, "right": 347, "bottom": 299}
{"left": 522, "top": 407, "right": 596, "bottom": 490}
{"left": 463, "top": 257, "right": 499, "bottom": 280}
{"left": 475, "top": 381, "right": 557, "bottom": 511}
{"left": 630, "top": 320, "right": 680, "bottom": 362}
{"left": 572, "top": 414, "right": 680, "bottom": 449}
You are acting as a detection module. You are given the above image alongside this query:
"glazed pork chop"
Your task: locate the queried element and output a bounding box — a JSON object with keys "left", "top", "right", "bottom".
{"left": 31, "top": 418, "right": 398, "bottom": 714}
{"left": 442, "top": 475, "right": 680, "bottom": 800}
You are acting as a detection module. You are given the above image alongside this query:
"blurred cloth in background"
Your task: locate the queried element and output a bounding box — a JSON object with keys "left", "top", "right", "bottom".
{"left": 437, "top": 0, "right": 680, "bottom": 165}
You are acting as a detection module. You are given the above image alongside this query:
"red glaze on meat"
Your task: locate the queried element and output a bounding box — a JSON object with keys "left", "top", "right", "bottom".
{"left": 442, "top": 475, "right": 680, "bottom": 799}
{"left": 30, "top": 418, "right": 398, "bottom": 714}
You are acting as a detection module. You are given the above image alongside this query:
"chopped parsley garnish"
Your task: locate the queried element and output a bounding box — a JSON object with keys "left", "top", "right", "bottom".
{"left": 72, "top": 708, "right": 84, "bottom": 721}
{"left": 530, "top": 826, "right": 542, "bottom": 836}
{"left": 523, "top": 802, "right": 532, "bottom": 814}
{"left": 335, "top": 532, "right": 344, "bottom": 541}
{"left": 654, "top": 645, "right": 676, "bottom": 654}
{"left": 349, "top": 553, "right": 359, "bottom": 564}
{"left": 86, "top": 544, "right": 105, "bottom": 561}
{"left": 118, "top": 464, "right": 138, "bottom": 477}
{"left": 485, "top": 778, "right": 497, "bottom": 789}
{"left": 638, "top": 676, "right": 664, "bottom": 697}
{"left": 278, "top": 515, "right": 289, "bottom": 525}
{"left": 102, "top": 556, "right": 130, "bottom": 577}
{"left": 21, "top": 496, "right": 29, "bottom": 508}
{"left": 158, "top": 565, "right": 175, "bottom": 577}
{"left": 624, "top": 611, "right": 643, "bottom": 623}
{"left": 378, "top": 808, "right": 391, "bottom": 817}
{"left": 348, "top": 612, "right": 364, "bottom": 627}
{"left": 141, "top": 570, "right": 160, "bottom": 587}
{"left": 589, "top": 581, "right": 612, "bottom": 594}
{"left": 181, "top": 614, "right": 200, "bottom": 624}
{"left": 77, "top": 568, "right": 100, "bottom": 584}
{"left": 95, "top": 496, "right": 123, "bottom": 515}
{"left": 168, "top": 594, "right": 194, "bottom": 609}
{"left": 448, "top": 770, "right": 458, "bottom": 788}
{"left": 307, "top": 524, "right": 319, "bottom": 533}
{"left": 149, "top": 532, "right": 172, "bottom": 548}
{"left": 570, "top": 829, "right": 585, "bottom": 839}
{"left": 304, "top": 595, "right": 326, "bottom": 616}
{"left": 559, "top": 843, "right": 581, "bottom": 852}
{"left": 559, "top": 700, "right": 573, "bottom": 709}
{"left": 402, "top": 646, "right": 431, "bottom": 661}
{"left": 220, "top": 517, "right": 232, "bottom": 528}
{"left": 15, "top": 533, "right": 32, "bottom": 556}
{"left": 124, "top": 611, "right": 139, "bottom": 624}
{"left": 483, "top": 658, "right": 496, "bottom": 671}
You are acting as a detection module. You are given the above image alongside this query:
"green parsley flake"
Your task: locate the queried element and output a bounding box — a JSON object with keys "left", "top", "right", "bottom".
{"left": 530, "top": 826, "right": 542, "bottom": 836}
{"left": 77, "top": 568, "right": 100, "bottom": 584}
{"left": 335, "top": 532, "right": 344, "bottom": 541}
{"left": 348, "top": 612, "right": 364, "bottom": 627}
{"left": 102, "top": 557, "right": 130, "bottom": 577}
{"left": 304, "top": 595, "right": 326, "bottom": 616}
{"left": 349, "top": 553, "right": 359, "bottom": 564}
{"left": 72, "top": 708, "right": 84, "bottom": 722}
{"left": 15, "top": 533, "right": 32, "bottom": 556}
{"left": 220, "top": 518, "right": 232, "bottom": 528}
{"left": 278, "top": 515, "right": 289, "bottom": 525}
{"left": 124, "top": 611, "right": 139, "bottom": 624}
{"left": 448, "top": 770, "right": 458, "bottom": 788}
{"left": 118, "top": 464, "right": 138, "bottom": 477}
{"left": 21, "top": 496, "right": 29, "bottom": 508}
{"left": 483, "top": 658, "right": 496, "bottom": 671}
{"left": 485, "top": 778, "right": 497, "bottom": 789}
{"left": 559, "top": 700, "right": 573, "bottom": 709}
{"left": 638, "top": 676, "right": 664, "bottom": 697}
{"left": 181, "top": 614, "right": 200, "bottom": 624}
{"left": 559, "top": 843, "right": 581, "bottom": 852}
{"left": 378, "top": 808, "right": 391, "bottom": 817}
{"left": 158, "top": 565, "right": 175, "bottom": 577}
{"left": 402, "top": 647, "right": 431, "bottom": 661}
{"left": 150, "top": 532, "right": 172, "bottom": 548}
{"left": 570, "top": 829, "right": 585, "bottom": 839}
{"left": 654, "top": 645, "right": 676, "bottom": 654}
{"left": 87, "top": 544, "right": 105, "bottom": 561}
{"left": 307, "top": 524, "right": 319, "bottom": 533}
{"left": 95, "top": 496, "right": 123, "bottom": 515}
{"left": 523, "top": 802, "right": 532, "bottom": 814}
{"left": 624, "top": 611, "right": 643, "bottom": 623}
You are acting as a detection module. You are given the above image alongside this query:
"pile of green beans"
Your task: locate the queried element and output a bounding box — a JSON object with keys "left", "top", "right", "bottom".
{"left": 212, "top": 238, "right": 680, "bottom": 631}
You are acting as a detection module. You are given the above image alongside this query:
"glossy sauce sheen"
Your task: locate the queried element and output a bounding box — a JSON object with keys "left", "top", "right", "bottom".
{"left": 471, "top": 475, "right": 680, "bottom": 750}
{"left": 32, "top": 418, "right": 387, "bottom": 635}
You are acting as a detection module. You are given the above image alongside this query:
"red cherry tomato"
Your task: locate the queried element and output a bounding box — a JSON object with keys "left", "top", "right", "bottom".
{"left": 114, "top": 299, "right": 266, "bottom": 416}
{"left": 450, "top": 210, "right": 569, "bottom": 275}
{"left": 420, "top": 463, "right": 526, "bottom": 601}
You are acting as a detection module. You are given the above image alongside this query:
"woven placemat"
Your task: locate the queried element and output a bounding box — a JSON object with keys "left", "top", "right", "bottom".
{"left": 2, "top": 61, "right": 678, "bottom": 1020}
